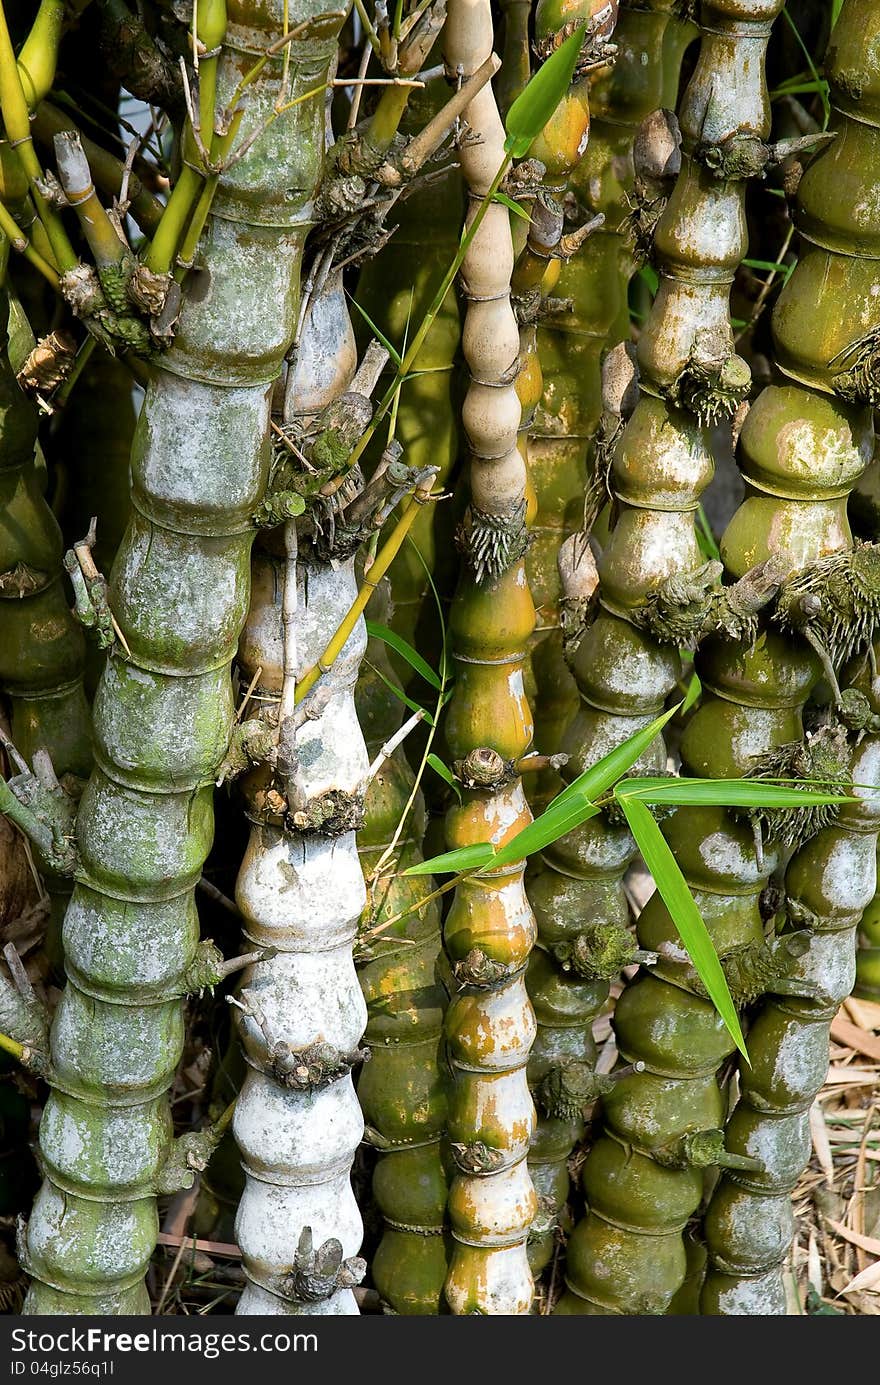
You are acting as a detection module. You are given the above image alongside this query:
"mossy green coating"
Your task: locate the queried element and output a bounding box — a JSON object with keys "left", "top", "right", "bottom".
{"left": 556, "top": 0, "right": 785, "bottom": 1316}
{"left": 354, "top": 625, "right": 451, "bottom": 1314}
{"left": 694, "top": 0, "right": 880, "bottom": 1314}
{"left": 23, "top": 0, "right": 346, "bottom": 1314}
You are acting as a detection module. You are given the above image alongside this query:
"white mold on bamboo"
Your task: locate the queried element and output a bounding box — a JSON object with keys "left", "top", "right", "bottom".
{"left": 233, "top": 272, "right": 369, "bottom": 1315}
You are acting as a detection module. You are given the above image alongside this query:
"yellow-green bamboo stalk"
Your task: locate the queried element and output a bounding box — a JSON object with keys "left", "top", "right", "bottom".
{"left": 438, "top": 0, "right": 540, "bottom": 1315}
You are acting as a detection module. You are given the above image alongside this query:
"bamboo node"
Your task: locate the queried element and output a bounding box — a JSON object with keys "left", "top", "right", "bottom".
{"left": 456, "top": 498, "right": 530, "bottom": 584}
{"left": 774, "top": 542, "right": 880, "bottom": 697}
{"left": 526, "top": 1194, "right": 558, "bottom": 1243}
{"left": 691, "top": 934, "right": 813, "bottom": 1008}
{"left": 533, "top": 10, "right": 618, "bottom": 78}
{"left": 453, "top": 747, "right": 513, "bottom": 790}
{"left": 654, "top": 1128, "right": 764, "bottom": 1173}
{"left": 450, "top": 1140, "right": 505, "bottom": 1175}
{"left": 0, "top": 948, "right": 50, "bottom": 1078}
{"left": 453, "top": 948, "right": 513, "bottom": 989}
{"left": 154, "top": 1125, "right": 225, "bottom": 1195}
{"left": 282, "top": 1228, "right": 366, "bottom": 1304}
{"left": 740, "top": 713, "right": 853, "bottom": 852}
{"left": 15, "top": 330, "right": 76, "bottom": 403}
{"left": 831, "top": 327, "right": 880, "bottom": 408}
{"left": 0, "top": 561, "right": 46, "bottom": 598}
{"left": 538, "top": 1061, "right": 615, "bottom": 1123}
{"left": 553, "top": 922, "right": 652, "bottom": 981}
{"left": 665, "top": 350, "right": 751, "bottom": 426}
{"left": 233, "top": 988, "right": 372, "bottom": 1091}
{"left": 289, "top": 787, "right": 365, "bottom": 836}
{"left": 695, "top": 130, "right": 835, "bottom": 184}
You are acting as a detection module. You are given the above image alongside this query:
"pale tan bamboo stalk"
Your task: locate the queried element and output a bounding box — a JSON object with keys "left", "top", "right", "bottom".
{"left": 439, "top": 0, "right": 539, "bottom": 1316}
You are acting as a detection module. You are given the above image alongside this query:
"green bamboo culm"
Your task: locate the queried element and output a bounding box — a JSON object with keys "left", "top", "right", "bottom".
{"left": 20, "top": 0, "right": 346, "bottom": 1314}
{"left": 354, "top": 601, "right": 451, "bottom": 1314}
{"left": 0, "top": 251, "right": 90, "bottom": 784}
{"left": 554, "top": 0, "right": 785, "bottom": 1316}
{"left": 511, "top": 0, "right": 608, "bottom": 811}
{"left": 505, "top": 0, "right": 605, "bottom": 1281}
{"left": 698, "top": 0, "right": 880, "bottom": 1313}
{"left": 528, "top": 0, "right": 696, "bottom": 591}
{"left": 0, "top": 242, "right": 92, "bottom": 965}
{"left": 522, "top": 0, "right": 695, "bottom": 1276}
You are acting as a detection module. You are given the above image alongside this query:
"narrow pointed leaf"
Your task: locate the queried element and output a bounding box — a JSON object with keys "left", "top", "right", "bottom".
{"left": 683, "top": 671, "right": 702, "bottom": 712}
{"left": 620, "top": 796, "right": 748, "bottom": 1060}
{"left": 402, "top": 842, "right": 495, "bottom": 876}
{"left": 549, "top": 703, "right": 679, "bottom": 811}
{"left": 696, "top": 503, "right": 720, "bottom": 561}
{"left": 504, "top": 24, "right": 584, "bottom": 158}
{"left": 348, "top": 296, "right": 402, "bottom": 366}
{"left": 363, "top": 657, "right": 435, "bottom": 726}
{"left": 427, "top": 753, "right": 461, "bottom": 801}
{"left": 493, "top": 190, "right": 531, "bottom": 221}
{"left": 366, "top": 621, "right": 442, "bottom": 690}
{"left": 616, "top": 776, "right": 853, "bottom": 809}
{"left": 490, "top": 801, "right": 601, "bottom": 870}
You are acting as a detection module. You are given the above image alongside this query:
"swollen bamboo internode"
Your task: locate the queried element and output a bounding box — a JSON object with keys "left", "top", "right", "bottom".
{"left": 524, "top": 0, "right": 692, "bottom": 1273}
{"left": 231, "top": 271, "right": 369, "bottom": 1316}
{"left": 355, "top": 611, "right": 450, "bottom": 1314}
{"left": 699, "top": 0, "right": 880, "bottom": 1313}
{"left": 555, "top": 0, "right": 784, "bottom": 1315}
{"left": 439, "top": 0, "right": 539, "bottom": 1316}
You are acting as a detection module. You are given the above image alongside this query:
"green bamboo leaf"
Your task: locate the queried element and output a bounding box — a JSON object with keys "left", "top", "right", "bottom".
{"left": 743, "top": 258, "right": 791, "bottom": 273}
{"left": 695, "top": 503, "right": 720, "bottom": 562}
{"left": 490, "top": 801, "right": 601, "bottom": 870}
{"left": 638, "top": 263, "right": 659, "bottom": 296}
{"left": 362, "top": 658, "right": 435, "bottom": 727}
{"left": 348, "top": 296, "right": 403, "bottom": 367}
{"left": 683, "top": 672, "right": 702, "bottom": 713}
{"left": 403, "top": 842, "right": 495, "bottom": 876}
{"left": 771, "top": 78, "right": 828, "bottom": 97}
{"left": 366, "top": 620, "right": 442, "bottom": 690}
{"left": 831, "top": 0, "right": 843, "bottom": 26}
{"left": 620, "top": 796, "right": 748, "bottom": 1059}
{"left": 504, "top": 24, "right": 585, "bottom": 158}
{"left": 549, "top": 703, "right": 679, "bottom": 811}
{"left": 426, "top": 753, "right": 461, "bottom": 801}
{"left": 780, "top": 8, "right": 830, "bottom": 127}
{"left": 492, "top": 190, "right": 531, "bottom": 221}
{"left": 616, "top": 777, "right": 853, "bottom": 809}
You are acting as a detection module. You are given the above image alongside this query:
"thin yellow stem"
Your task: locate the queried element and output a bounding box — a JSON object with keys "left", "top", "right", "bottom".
{"left": 16, "top": 0, "right": 64, "bottom": 110}
{"left": 295, "top": 489, "right": 434, "bottom": 703}
{"left": 0, "top": 0, "right": 76, "bottom": 271}
{"left": 0, "top": 1030, "right": 25, "bottom": 1063}
{"left": 0, "top": 204, "right": 60, "bottom": 286}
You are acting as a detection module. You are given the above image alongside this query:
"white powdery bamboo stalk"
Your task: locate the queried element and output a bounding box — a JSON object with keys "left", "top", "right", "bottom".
{"left": 232, "top": 273, "right": 369, "bottom": 1315}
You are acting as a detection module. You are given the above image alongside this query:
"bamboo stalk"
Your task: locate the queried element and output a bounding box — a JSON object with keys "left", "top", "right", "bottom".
{"left": 521, "top": 0, "right": 692, "bottom": 1277}
{"left": 354, "top": 594, "right": 450, "bottom": 1313}
{"left": 231, "top": 269, "right": 369, "bottom": 1316}
{"left": 698, "top": 0, "right": 880, "bottom": 1314}
{"left": 438, "top": 0, "right": 539, "bottom": 1316}
{"left": 0, "top": 259, "right": 92, "bottom": 974}
{"left": 555, "top": 0, "right": 784, "bottom": 1316}
{"left": 21, "top": 1, "right": 347, "bottom": 1315}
